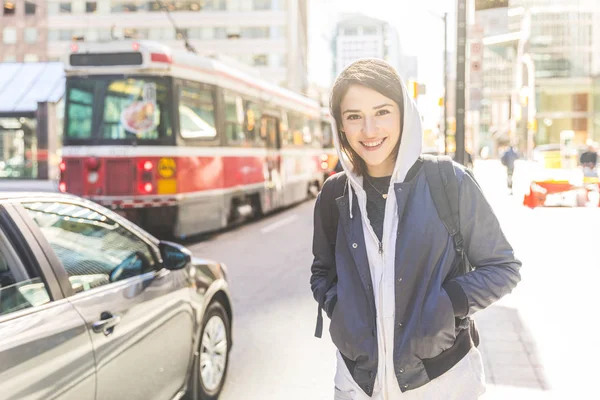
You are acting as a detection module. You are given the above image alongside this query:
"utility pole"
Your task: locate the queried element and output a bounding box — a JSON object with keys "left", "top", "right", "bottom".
{"left": 455, "top": 0, "right": 467, "bottom": 165}
{"left": 443, "top": 12, "right": 448, "bottom": 155}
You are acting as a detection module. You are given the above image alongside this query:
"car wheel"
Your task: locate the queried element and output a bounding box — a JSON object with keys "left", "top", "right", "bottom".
{"left": 194, "top": 302, "right": 230, "bottom": 400}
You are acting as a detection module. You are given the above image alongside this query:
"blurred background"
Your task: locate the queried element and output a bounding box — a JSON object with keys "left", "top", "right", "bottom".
{"left": 0, "top": 0, "right": 599, "bottom": 399}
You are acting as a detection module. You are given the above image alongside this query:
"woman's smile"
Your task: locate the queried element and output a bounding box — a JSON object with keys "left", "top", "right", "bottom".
{"left": 360, "top": 137, "right": 387, "bottom": 151}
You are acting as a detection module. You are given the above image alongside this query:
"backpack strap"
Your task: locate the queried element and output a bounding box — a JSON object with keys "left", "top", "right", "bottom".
{"left": 422, "top": 155, "right": 465, "bottom": 259}
{"left": 315, "top": 173, "right": 347, "bottom": 338}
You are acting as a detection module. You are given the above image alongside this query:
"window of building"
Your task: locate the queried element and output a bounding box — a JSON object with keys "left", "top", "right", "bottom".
{"left": 0, "top": 117, "right": 39, "bottom": 178}
{"left": 179, "top": 83, "right": 217, "bottom": 140}
{"left": 253, "top": 0, "right": 271, "bottom": 10}
{"left": 23, "top": 53, "right": 39, "bottom": 62}
{"left": 270, "top": 26, "right": 286, "bottom": 39}
{"left": 201, "top": 0, "right": 226, "bottom": 10}
{"left": 3, "top": 1, "right": 15, "bottom": 15}
{"left": 60, "top": 2, "right": 72, "bottom": 13}
{"left": 59, "top": 29, "right": 74, "bottom": 41}
{"left": 214, "top": 27, "right": 227, "bottom": 39}
{"left": 175, "top": 28, "right": 188, "bottom": 40}
{"left": 2, "top": 27, "right": 17, "bottom": 44}
{"left": 24, "top": 28, "right": 38, "bottom": 44}
{"left": 25, "top": 1, "right": 36, "bottom": 15}
{"left": 253, "top": 54, "right": 268, "bottom": 66}
{"left": 23, "top": 202, "right": 157, "bottom": 293}
{"left": 241, "top": 27, "right": 269, "bottom": 39}
{"left": 86, "top": 1, "right": 97, "bottom": 12}
{"left": 362, "top": 26, "right": 377, "bottom": 35}
{"left": 3, "top": 54, "right": 16, "bottom": 62}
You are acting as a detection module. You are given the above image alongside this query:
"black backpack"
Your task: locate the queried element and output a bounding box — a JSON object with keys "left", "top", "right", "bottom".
{"left": 314, "top": 155, "right": 471, "bottom": 338}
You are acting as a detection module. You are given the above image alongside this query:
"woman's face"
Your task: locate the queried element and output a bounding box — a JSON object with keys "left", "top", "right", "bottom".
{"left": 339, "top": 85, "right": 402, "bottom": 177}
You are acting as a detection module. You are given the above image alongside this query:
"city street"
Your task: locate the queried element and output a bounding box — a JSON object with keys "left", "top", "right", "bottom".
{"left": 187, "top": 160, "right": 599, "bottom": 400}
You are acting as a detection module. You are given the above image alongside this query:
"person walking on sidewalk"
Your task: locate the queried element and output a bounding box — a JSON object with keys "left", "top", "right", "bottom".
{"left": 310, "top": 59, "right": 522, "bottom": 400}
{"left": 501, "top": 146, "right": 519, "bottom": 189}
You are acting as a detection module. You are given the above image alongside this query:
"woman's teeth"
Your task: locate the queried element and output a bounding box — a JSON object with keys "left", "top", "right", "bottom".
{"left": 362, "top": 139, "right": 384, "bottom": 147}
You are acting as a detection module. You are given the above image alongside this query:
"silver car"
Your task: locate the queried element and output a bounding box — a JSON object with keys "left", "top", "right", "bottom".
{"left": 0, "top": 192, "right": 232, "bottom": 400}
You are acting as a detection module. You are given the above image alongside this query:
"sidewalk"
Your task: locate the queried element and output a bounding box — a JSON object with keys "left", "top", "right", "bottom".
{"left": 474, "top": 300, "right": 551, "bottom": 400}
{"left": 471, "top": 160, "right": 553, "bottom": 400}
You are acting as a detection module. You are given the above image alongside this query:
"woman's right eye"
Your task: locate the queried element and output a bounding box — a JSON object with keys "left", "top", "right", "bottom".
{"left": 346, "top": 114, "right": 361, "bottom": 120}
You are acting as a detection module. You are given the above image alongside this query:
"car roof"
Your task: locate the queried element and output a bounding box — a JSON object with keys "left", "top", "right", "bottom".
{"left": 0, "top": 192, "right": 84, "bottom": 203}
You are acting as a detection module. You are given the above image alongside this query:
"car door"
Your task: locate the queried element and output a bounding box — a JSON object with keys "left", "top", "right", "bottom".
{"left": 0, "top": 204, "right": 95, "bottom": 400}
{"left": 19, "top": 199, "right": 196, "bottom": 400}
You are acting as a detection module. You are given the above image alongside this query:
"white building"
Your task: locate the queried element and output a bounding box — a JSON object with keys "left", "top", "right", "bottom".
{"left": 45, "top": 0, "right": 308, "bottom": 92}
{"left": 332, "top": 14, "right": 415, "bottom": 82}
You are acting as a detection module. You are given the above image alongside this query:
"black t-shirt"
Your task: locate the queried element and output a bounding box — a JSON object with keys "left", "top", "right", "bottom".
{"left": 364, "top": 174, "right": 391, "bottom": 242}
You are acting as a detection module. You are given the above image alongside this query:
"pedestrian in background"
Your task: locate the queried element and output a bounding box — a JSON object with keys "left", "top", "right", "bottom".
{"left": 501, "top": 146, "right": 519, "bottom": 189}
{"left": 310, "top": 59, "right": 521, "bottom": 400}
{"left": 580, "top": 143, "right": 598, "bottom": 177}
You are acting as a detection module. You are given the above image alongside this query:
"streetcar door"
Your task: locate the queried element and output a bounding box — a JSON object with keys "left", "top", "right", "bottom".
{"left": 262, "top": 115, "right": 283, "bottom": 211}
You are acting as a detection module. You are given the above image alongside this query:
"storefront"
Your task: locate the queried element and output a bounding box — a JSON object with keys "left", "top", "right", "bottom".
{"left": 0, "top": 62, "right": 64, "bottom": 186}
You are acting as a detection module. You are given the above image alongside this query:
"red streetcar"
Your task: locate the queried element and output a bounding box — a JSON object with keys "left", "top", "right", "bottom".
{"left": 60, "top": 40, "right": 328, "bottom": 238}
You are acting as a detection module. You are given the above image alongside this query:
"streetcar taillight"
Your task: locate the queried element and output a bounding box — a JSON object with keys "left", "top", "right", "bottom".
{"left": 150, "top": 53, "right": 172, "bottom": 64}
{"left": 132, "top": 41, "right": 140, "bottom": 51}
{"left": 59, "top": 182, "right": 67, "bottom": 193}
{"left": 141, "top": 183, "right": 153, "bottom": 193}
{"left": 143, "top": 161, "right": 153, "bottom": 171}
{"left": 59, "top": 161, "right": 66, "bottom": 173}
{"left": 70, "top": 43, "right": 79, "bottom": 53}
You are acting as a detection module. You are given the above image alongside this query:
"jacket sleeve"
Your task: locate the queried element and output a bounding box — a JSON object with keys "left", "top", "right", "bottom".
{"left": 310, "top": 192, "right": 338, "bottom": 318}
{"left": 443, "top": 171, "right": 522, "bottom": 318}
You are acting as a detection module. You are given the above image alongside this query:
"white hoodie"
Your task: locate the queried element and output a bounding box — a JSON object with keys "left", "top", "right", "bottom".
{"left": 331, "top": 72, "right": 486, "bottom": 400}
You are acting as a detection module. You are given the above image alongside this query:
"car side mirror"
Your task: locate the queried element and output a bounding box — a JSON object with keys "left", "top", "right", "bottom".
{"left": 159, "top": 241, "right": 192, "bottom": 270}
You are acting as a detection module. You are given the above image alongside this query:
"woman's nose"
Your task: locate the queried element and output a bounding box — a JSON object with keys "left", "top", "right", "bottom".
{"left": 363, "top": 116, "right": 378, "bottom": 136}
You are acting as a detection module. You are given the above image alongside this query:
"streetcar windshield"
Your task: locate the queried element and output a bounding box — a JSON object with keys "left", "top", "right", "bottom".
{"left": 65, "top": 76, "right": 173, "bottom": 144}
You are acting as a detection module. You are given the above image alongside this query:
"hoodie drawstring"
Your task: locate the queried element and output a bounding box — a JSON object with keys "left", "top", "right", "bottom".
{"left": 348, "top": 181, "right": 354, "bottom": 219}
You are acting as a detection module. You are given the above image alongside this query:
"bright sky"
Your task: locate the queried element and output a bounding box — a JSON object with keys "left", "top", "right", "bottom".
{"left": 308, "top": 0, "right": 455, "bottom": 121}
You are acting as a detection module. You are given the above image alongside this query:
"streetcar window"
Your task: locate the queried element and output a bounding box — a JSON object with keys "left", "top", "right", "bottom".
{"left": 66, "top": 82, "right": 94, "bottom": 139}
{"left": 224, "top": 92, "right": 247, "bottom": 146}
{"left": 244, "top": 100, "right": 264, "bottom": 147}
{"left": 102, "top": 79, "right": 171, "bottom": 140}
{"left": 64, "top": 77, "right": 172, "bottom": 142}
{"left": 179, "top": 84, "right": 216, "bottom": 139}
{"left": 287, "top": 111, "right": 309, "bottom": 147}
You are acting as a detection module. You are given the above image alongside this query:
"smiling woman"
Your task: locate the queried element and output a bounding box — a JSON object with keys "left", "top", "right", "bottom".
{"left": 329, "top": 59, "right": 405, "bottom": 177}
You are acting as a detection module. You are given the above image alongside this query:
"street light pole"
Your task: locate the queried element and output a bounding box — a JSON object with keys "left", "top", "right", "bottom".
{"left": 455, "top": 0, "right": 467, "bottom": 165}
{"left": 426, "top": 9, "right": 450, "bottom": 155}
{"left": 443, "top": 12, "right": 448, "bottom": 155}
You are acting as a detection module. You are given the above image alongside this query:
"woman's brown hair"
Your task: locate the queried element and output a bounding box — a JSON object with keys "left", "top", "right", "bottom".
{"left": 330, "top": 58, "right": 405, "bottom": 176}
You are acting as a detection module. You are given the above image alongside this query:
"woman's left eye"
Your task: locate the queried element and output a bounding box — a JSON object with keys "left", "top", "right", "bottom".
{"left": 376, "top": 109, "right": 391, "bottom": 116}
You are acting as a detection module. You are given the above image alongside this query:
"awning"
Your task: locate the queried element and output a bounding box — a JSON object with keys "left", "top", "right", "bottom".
{"left": 0, "top": 62, "right": 65, "bottom": 115}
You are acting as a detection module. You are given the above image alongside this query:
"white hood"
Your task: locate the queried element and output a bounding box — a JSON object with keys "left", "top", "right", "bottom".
{"left": 331, "top": 74, "right": 424, "bottom": 218}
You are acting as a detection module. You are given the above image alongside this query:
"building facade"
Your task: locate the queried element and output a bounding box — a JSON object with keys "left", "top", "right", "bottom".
{"left": 477, "top": 0, "right": 600, "bottom": 153}
{"left": 44, "top": 0, "right": 308, "bottom": 92}
{"left": 331, "top": 14, "right": 415, "bottom": 82}
{"left": 0, "top": 0, "right": 48, "bottom": 63}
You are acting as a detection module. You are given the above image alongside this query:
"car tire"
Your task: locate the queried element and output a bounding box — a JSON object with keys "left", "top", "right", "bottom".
{"left": 193, "top": 301, "right": 231, "bottom": 400}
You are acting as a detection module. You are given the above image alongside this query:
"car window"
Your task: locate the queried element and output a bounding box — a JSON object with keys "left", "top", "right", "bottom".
{"left": 23, "top": 202, "right": 157, "bottom": 294}
{"left": 0, "top": 227, "right": 50, "bottom": 316}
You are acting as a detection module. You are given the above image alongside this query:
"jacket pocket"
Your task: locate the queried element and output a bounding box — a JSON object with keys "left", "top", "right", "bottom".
{"left": 417, "top": 287, "right": 457, "bottom": 360}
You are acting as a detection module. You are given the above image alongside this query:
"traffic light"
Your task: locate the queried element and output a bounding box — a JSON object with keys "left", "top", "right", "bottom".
{"left": 408, "top": 80, "right": 418, "bottom": 98}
